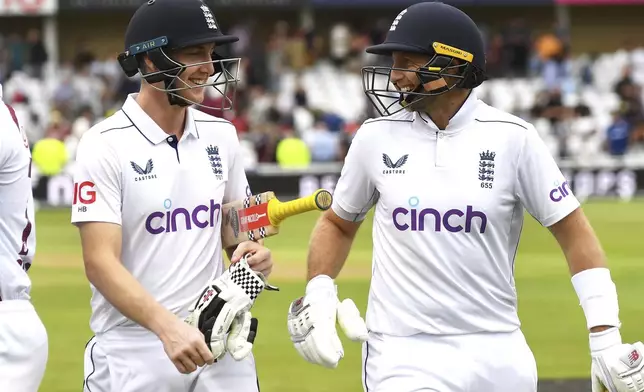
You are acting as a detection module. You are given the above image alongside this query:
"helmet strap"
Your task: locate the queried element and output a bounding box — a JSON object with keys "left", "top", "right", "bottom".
{"left": 167, "top": 90, "right": 192, "bottom": 107}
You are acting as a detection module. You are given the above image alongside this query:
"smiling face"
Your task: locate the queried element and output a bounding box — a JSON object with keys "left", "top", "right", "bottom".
{"left": 389, "top": 51, "right": 431, "bottom": 94}
{"left": 170, "top": 43, "right": 217, "bottom": 104}
{"left": 389, "top": 51, "right": 464, "bottom": 112}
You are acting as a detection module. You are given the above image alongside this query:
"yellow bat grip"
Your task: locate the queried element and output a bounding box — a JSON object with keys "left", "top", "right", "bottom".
{"left": 267, "top": 189, "right": 333, "bottom": 227}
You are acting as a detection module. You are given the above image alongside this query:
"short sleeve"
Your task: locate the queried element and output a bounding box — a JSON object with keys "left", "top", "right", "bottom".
{"left": 223, "top": 134, "right": 251, "bottom": 203}
{"left": 0, "top": 129, "right": 8, "bottom": 169}
{"left": 516, "top": 126, "right": 580, "bottom": 227}
{"left": 70, "top": 133, "right": 122, "bottom": 226}
{"left": 0, "top": 104, "right": 21, "bottom": 168}
{"left": 331, "top": 128, "right": 378, "bottom": 222}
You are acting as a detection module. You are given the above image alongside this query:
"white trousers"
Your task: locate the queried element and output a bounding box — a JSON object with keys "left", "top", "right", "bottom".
{"left": 83, "top": 328, "right": 260, "bottom": 392}
{"left": 0, "top": 300, "right": 48, "bottom": 392}
{"left": 362, "top": 328, "right": 537, "bottom": 392}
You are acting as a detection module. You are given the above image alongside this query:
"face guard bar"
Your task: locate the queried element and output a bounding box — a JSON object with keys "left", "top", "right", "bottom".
{"left": 118, "top": 35, "right": 241, "bottom": 112}
{"left": 143, "top": 48, "right": 241, "bottom": 111}
{"left": 361, "top": 42, "right": 480, "bottom": 117}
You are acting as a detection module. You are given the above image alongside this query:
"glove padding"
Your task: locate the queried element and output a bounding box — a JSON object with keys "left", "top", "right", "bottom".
{"left": 287, "top": 276, "right": 368, "bottom": 368}
{"left": 591, "top": 327, "right": 644, "bottom": 392}
{"left": 185, "top": 255, "right": 266, "bottom": 361}
{"left": 226, "top": 311, "right": 259, "bottom": 361}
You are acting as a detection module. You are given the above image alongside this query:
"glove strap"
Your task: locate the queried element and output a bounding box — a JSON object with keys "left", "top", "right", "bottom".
{"left": 229, "top": 258, "right": 266, "bottom": 301}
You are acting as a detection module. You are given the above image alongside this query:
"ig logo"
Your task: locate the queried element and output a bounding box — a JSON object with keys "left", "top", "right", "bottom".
{"left": 549, "top": 181, "right": 571, "bottom": 202}
{"left": 73, "top": 181, "right": 96, "bottom": 205}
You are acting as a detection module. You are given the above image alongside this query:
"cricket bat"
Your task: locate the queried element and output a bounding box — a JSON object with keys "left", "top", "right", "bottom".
{"left": 221, "top": 189, "right": 333, "bottom": 248}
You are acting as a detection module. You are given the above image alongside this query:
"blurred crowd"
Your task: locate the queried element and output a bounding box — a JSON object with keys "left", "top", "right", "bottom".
{"left": 2, "top": 18, "right": 644, "bottom": 176}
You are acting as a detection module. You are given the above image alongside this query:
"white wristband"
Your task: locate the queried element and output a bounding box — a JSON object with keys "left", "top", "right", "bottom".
{"left": 305, "top": 275, "right": 337, "bottom": 303}
{"left": 589, "top": 327, "right": 622, "bottom": 353}
{"left": 571, "top": 268, "right": 621, "bottom": 330}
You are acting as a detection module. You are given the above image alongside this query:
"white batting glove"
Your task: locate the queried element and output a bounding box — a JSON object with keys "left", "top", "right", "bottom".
{"left": 185, "top": 255, "right": 266, "bottom": 361}
{"left": 287, "top": 275, "right": 369, "bottom": 369}
{"left": 226, "top": 311, "right": 259, "bottom": 361}
{"left": 591, "top": 327, "right": 644, "bottom": 392}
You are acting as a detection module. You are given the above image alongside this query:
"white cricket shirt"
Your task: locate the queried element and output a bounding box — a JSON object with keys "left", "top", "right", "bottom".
{"left": 0, "top": 100, "right": 36, "bottom": 301}
{"left": 332, "top": 91, "right": 580, "bottom": 336}
{"left": 71, "top": 94, "right": 250, "bottom": 334}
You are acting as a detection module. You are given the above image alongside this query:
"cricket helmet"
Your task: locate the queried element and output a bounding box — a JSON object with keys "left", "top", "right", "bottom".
{"left": 118, "top": 0, "right": 240, "bottom": 110}
{"left": 362, "top": 1, "right": 488, "bottom": 117}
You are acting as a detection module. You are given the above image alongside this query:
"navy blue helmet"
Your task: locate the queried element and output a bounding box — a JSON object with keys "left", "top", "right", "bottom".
{"left": 117, "top": 0, "right": 240, "bottom": 110}
{"left": 362, "top": 2, "right": 488, "bottom": 116}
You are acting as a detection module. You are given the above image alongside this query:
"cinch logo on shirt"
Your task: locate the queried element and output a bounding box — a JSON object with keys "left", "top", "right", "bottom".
{"left": 392, "top": 197, "right": 488, "bottom": 233}
{"left": 145, "top": 199, "right": 221, "bottom": 234}
{"left": 549, "top": 181, "right": 571, "bottom": 202}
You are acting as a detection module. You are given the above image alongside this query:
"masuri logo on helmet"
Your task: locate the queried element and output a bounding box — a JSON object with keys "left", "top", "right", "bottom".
{"left": 432, "top": 42, "right": 474, "bottom": 64}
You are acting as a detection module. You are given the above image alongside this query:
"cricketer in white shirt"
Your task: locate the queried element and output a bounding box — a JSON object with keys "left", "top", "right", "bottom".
{"left": 335, "top": 91, "right": 578, "bottom": 337}
{"left": 288, "top": 2, "right": 644, "bottom": 391}
{"left": 288, "top": 92, "right": 644, "bottom": 392}
{"left": 72, "top": 94, "right": 260, "bottom": 392}
{"left": 0, "top": 94, "right": 48, "bottom": 392}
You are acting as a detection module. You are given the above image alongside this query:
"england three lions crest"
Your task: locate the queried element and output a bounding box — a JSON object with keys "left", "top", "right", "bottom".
{"left": 478, "top": 150, "right": 495, "bottom": 189}
{"left": 206, "top": 145, "right": 223, "bottom": 180}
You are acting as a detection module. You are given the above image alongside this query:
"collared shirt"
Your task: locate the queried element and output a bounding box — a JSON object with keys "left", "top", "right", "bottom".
{"left": 71, "top": 94, "right": 250, "bottom": 334}
{"left": 332, "top": 91, "right": 579, "bottom": 336}
{"left": 0, "top": 102, "right": 35, "bottom": 301}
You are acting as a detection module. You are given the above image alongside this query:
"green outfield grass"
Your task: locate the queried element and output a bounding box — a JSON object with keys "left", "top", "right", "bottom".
{"left": 31, "top": 201, "right": 644, "bottom": 392}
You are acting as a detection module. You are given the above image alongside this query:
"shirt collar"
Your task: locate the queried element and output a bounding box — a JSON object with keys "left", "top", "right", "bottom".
{"left": 413, "top": 90, "right": 479, "bottom": 132}
{"left": 121, "top": 93, "right": 200, "bottom": 145}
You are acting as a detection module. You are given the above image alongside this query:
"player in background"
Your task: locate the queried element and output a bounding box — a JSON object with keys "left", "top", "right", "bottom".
{"left": 0, "top": 85, "right": 48, "bottom": 391}
{"left": 71, "top": 1, "right": 272, "bottom": 391}
{"left": 287, "top": 2, "right": 644, "bottom": 392}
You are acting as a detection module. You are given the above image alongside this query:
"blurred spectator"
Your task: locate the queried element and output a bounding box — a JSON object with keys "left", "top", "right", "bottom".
{"left": 44, "top": 110, "right": 71, "bottom": 141}
{"left": 285, "top": 30, "right": 309, "bottom": 72}
{"left": 533, "top": 30, "right": 564, "bottom": 75}
{"left": 542, "top": 50, "right": 574, "bottom": 93}
{"left": 613, "top": 65, "right": 644, "bottom": 126}
{"left": 265, "top": 21, "right": 289, "bottom": 93}
{"left": 70, "top": 105, "right": 94, "bottom": 139}
{"left": 320, "top": 111, "right": 345, "bottom": 133}
{"left": 485, "top": 33, "right": 505, "bottom": 78}
{"left": 567, "top": 104, "right": 599, "bottom": 162}
{"left": 63, "top": 107, "right": 93, "bottom": 162}
{"left": 2, "top": 16, "right": 644, "bottom": 176}
{"left": 7, "top": 33, "right": 26, "bottom": 78}
{"left": 605, "top": 111, "right": 631, "bottom": 156}
{"left": 52, "top": 72, "right": 77, "bottom": 117}
{"left": 229, "top": 20, "right": 253, "bottom": 58}
{"left": 330, "top": 23, "right": 351, "bottom": 68}
{"left": 534, "top": 32, "right": 563, "bottom": 62}
{"left": 531, "top": 89, "right": 568, "bottom": 126}
{"left": 613, "top": 65, "right": 636, "bottom": 100}
{"left": 302, "top": 119, "right": 340, "bottom": 162}
{"left": 25, "top": 29, "right": 48, "bottom": 80}
{"left": 501, "top": 19, "right": 532, "bottom": 77}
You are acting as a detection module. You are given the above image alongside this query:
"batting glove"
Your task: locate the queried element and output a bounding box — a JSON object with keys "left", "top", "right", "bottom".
{"left": 591, "top": 327, "right": 644, "bottom": 392}
{"left": 185, "top": 255, "right": 266, "bottom": 361}
{"left": 287, "top": 275, "right": 368, "bottom": 369}
{"left": 226, "top": 310, "right": 259, "bottom": 361}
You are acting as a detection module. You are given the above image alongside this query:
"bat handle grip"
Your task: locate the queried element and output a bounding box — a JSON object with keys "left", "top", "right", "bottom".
{"left": 268, "top": 189, "right": 332, "bottom": 227}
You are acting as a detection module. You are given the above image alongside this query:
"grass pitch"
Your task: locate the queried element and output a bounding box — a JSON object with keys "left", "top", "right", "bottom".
{"left": 31, "top": 200, "right": 644, "bottom": 391}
